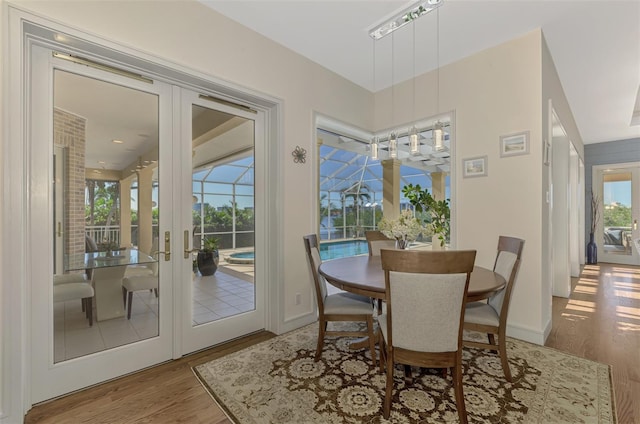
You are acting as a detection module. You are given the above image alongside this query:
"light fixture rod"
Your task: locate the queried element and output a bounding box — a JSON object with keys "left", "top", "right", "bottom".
{"left": 369, "top": 0, "right": 443, "bottom": 40}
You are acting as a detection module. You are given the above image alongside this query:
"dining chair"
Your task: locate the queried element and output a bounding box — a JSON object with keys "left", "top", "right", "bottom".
{"left": 365, "top": 230, "right": 395, "bottom": 314}
{"left": 122, "top": 275, "right": 158, "bottom": 319}
{"left": 122, "top": 246, "right": 159, "bottom": 319}
{"left": 463, "top": 235, "right": 525, "bottom": 382}
{"left": 378, "top": 249, "right": 476, "bottom": 422}
{"left": 303, "top": 234, "right": 377, "bottom": 366}
{"left": 365, "top": 230, "right": 396, "bottom": 256}
{"left": 125, "top": 237, "right": 159, "bottom": 278}
{"left": 53, "top": 274, "right": 95, "bottom": 326}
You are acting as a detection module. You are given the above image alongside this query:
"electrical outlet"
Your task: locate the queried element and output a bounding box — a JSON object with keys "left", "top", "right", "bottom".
{"left": 295, "top": 293, "right": 302, "bottom": 305}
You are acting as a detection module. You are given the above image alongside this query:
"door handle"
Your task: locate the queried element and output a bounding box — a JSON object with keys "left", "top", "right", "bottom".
{"left": 184, "top": 230, "right": 198, "bottom": 259}
{"left": 156, "top": 231, "right": 171, "bottom": 261}
{"left": 57, "top": 222, "right": 63, "bottom": 237}
{"left": 634, "top": 219, "right": 638, "bottom": 230}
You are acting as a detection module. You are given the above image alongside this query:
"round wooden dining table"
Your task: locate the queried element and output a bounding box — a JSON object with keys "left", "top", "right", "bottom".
{"left": 318, "top": 255, "right": 506, "bottom": 303}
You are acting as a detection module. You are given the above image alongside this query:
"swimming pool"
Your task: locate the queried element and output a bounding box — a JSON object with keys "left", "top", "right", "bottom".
{"left": 319, "top": 239, "right": 369, "bottom": 260}
{"left": 226, "top": 239, "right": 369, "bottom": 264}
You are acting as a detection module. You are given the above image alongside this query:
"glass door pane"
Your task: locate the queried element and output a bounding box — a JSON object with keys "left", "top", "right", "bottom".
{"left": 598, "top": 166, "right": 640, "bottom": 265}
{"left": 53, "top": 69, "right": 160, "bottom": 362}
{"left": 191, "top": 104, "right": 255, "bottom": 326}
{"left": 181, "top": 89, "right": 264, "bottom": 355}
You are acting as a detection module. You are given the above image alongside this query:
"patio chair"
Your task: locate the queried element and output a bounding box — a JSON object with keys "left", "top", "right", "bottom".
{"left": 463, "top": 235, "right": 525, "bottom": 382}
{"left": 303, "top": 234, "right": 377, "bottom": 366}
{"left": 378, "top": 249, "right": 476, "bottom": 422}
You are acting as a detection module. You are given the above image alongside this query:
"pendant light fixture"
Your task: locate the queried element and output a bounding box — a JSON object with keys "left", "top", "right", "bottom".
{"left": 389, "top": 31, "right": 398, "bottom": 159}
{"left": 433, "top": 122, "right": 444, "bottom": 151}
{"left": 371, "top": 135, "right": 379, "bottom": 160}
{"left": 432, "top": 6, "right": 445, "bottom": 152}
{"left": 389, "top": 131, "right": 398, "bottom": 158}
{"left": 368, "top": 0, "right": 445, "bottom": 159}
{"left": 370, "top": 38, "right": 379, "bottom": 160}
{"left": 409, "top": 20, "right": 419, "bottom": 155}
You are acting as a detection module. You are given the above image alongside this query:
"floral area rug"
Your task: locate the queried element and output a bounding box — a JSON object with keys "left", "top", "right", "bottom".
{"left": 193, "top": 323, "right": 616, "bottom": 423}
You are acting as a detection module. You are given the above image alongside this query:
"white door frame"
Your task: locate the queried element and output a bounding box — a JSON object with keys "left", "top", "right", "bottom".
{"left": 593, "top": 162, "right": 640, "bottom": 266}
{"left": 3, "top": 8, "right": 282, "bottom": 418}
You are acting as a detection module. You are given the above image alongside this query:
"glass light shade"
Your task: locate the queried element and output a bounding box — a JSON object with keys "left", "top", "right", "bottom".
{"left": 389, "top": 132, "right": 398, "bottom": 158}
{"left": 433, "top": 123, "right": 444, "bottom": 151}
{"left": 409, "top": 126, "right": 419, "bottom": 154}
{"left": 370, "top": 136, "right": 379, "bottom": 160}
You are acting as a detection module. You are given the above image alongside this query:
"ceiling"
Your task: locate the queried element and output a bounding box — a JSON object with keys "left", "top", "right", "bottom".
{"left": 200, "top": 0, "right": 640, "bottom": 145}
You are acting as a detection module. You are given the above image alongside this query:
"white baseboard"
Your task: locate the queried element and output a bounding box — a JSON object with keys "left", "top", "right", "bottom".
{"left": 277, "top": 313, "right": 317, "bottom": 335}
{"left": 506, "top": 322, "right": 548, "bottom": 345}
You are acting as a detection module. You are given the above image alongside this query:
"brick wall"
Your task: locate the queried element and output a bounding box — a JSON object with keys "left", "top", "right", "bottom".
{"left": 54, "top": 108, "right": 86, "bottom": 256}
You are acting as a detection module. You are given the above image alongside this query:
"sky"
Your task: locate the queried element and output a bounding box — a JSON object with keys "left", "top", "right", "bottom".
{"left": 603, "top": 181, "right": 632, "bottom": 207}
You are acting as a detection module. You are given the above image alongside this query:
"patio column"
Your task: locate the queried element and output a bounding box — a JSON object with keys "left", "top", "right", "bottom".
{"left": 431, "top": 172, "right": 446, "bottom": 202}
{"left": 119, "top": 176, "right": 133, "bottom": 248}
{"left": 382, "top": 159, "right": 401, "bottom": 220}
{"left": 137, "top": 167, "right": 154, "bottom": 254}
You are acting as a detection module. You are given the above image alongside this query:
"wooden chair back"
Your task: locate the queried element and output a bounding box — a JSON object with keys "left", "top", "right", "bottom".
{"left": 365, "top": 230, "right": 396, "bottom": 256}
{"left": 303, "top": 234, "right": 327, "bottom": 314}
{"left": 488, "top": 236, "right": 525, "bottom": 318}
{"left": 380, "top": 249, "right": 476, "bottom": 352}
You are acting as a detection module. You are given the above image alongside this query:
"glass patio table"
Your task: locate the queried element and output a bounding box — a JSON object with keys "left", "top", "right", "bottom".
{"left": 64, "top": 249, "right": 156, "bottom": 321}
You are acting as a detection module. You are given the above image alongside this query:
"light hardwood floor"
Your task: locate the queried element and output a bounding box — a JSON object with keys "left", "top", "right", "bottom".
{"left": 26, "top": 262, "right": 639, "bottom": 423}
{"left": 545, "top": 262, "right": 640, "bottom": 424}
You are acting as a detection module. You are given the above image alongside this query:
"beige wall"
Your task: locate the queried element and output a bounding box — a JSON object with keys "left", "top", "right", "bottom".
{"left": 5, "top": 1, "right": 576, "bottom": 346}
{"left": 6, "top": 0, "right": 373, "bottom": 323}
{"left": 375, "top": 31, "right": 549, "bottom": 341}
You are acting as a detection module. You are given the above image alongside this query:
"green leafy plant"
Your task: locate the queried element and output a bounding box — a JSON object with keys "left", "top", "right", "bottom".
{"left": 402, "top": 183, "right": 450, "bottom": 247}
{"left": 201, "top": 236, "right": 220, "bottom": 253}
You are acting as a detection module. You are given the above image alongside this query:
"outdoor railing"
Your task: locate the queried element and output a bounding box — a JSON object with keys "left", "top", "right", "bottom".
{"left": 86, "top": 225, "right": 121, "bottom": 244}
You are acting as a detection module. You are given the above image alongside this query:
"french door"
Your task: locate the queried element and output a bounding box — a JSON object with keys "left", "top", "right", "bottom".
{"left": 178, "top": 89, "right": 265, "bottom": 354}
{"left": 30, "top": 45, "right": 175, "bottom": 402}
{"left": 29, "top": 44, "right": 266, "bottom": 403}
{"left": 594, "top": 163, "right": 640, "bottom": 266}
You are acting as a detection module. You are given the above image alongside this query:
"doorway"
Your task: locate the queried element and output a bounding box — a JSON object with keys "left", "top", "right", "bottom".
{"left": 593, "top": 163, "right": 640, "bottom": 266}
{"left": 29, "top": 43, "right": 268, "bottom": 403}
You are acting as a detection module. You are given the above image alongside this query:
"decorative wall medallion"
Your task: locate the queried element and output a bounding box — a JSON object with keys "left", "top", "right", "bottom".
{"left": 292, "top": 145, "right": 307, "bottom": 164}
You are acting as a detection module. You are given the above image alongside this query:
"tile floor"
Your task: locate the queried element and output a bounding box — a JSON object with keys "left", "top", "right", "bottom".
{"left": 53, "top": 267, "right": 255, "bottom": 363}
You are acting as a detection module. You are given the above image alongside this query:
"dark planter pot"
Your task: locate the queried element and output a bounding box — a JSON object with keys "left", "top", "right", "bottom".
{"left": 197, "top": 250, "right": 219, "bottom": 276}
{"left": 586, "top": 232, "right": 598, "bottom": 264}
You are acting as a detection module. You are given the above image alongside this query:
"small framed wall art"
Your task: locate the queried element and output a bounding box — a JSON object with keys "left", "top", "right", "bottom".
{"left": 462, "top": 155, "right": 488, "bottom": 178}
{"left": 499, "top": 131, "right": 529, "bottom": 158}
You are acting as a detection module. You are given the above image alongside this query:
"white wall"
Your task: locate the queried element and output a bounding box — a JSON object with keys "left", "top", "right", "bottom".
{"left": 541, "top": 34, "right": 585, "bottom": 328}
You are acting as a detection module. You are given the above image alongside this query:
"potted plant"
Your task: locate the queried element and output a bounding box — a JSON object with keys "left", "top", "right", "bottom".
{"left": 98, "top": 239, "right": 122, "bottom": 257}
{"left": 197, "top": 236, "right": 220, "bottom": 276}
{"left": 401, "top": 183, "right": 450, "bottom": 248}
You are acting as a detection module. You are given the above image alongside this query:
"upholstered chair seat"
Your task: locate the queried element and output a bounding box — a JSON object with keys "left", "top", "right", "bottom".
{"left": 53, "top": 277, "right": 95, "bottom": 326}
{"left": 464, "top": 302, "right": 500, "bottom": 326}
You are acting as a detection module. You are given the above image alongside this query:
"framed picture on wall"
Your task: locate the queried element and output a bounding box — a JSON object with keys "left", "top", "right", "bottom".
{"left": 499, "top": 131, "right": 529, "bottom": 157}
{"left": 462, "top": 156, "right": 488, "bottom": 178}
